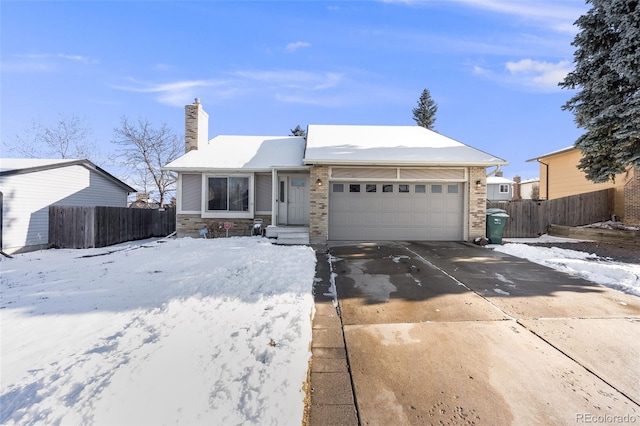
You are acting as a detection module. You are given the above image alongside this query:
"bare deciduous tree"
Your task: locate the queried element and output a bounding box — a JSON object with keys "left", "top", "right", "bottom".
{"left": 4, "top": 114, "right": 98, "bottom": 160}
{"left": 112, "top": 117, "right": 182, "bottom": 208}
{"left": 531, "top": 184, "right": 540, "bottom": 201}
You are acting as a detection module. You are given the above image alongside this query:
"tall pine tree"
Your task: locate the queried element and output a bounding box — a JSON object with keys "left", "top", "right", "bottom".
{"left": 290, "top": 125, "right": 306, "bottom": 137}
{"left": 559, "top": 0, "right": 640, "bottom": 183}
{"left": 412, "top": 89, "right": 438, "bottom": 130}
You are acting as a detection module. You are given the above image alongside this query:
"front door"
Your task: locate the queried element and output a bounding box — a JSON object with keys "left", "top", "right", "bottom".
{"left": 278, "top": 176, "right": 309, "bottom": 225}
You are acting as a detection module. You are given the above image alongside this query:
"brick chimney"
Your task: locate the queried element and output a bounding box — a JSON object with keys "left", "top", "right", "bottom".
{"left": 495, "top": 170, "right": 503, "bottom": 177}
{"left": 512, "top": 176, "right": 522, "bottom": 200}
{"left": 185, "top": 98, "right": 209, "bottom": 153}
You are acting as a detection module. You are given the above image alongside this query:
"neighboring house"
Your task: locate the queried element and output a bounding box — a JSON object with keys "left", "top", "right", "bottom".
{"left": 0, "top": 158, "right": 135, "bottom": 254}
{"left": 527, "top": 146, "right": 636, "bottom": 220}
{"left": 164, "top": 100, "right": 508, "bottom": 244}
{"left": 518, "top": 177, "right": 540, "bottom": 200}
{"left": 129, "top": 193, "right": 160, "bottom": 209}
{"left": 486, "top": 175, "right": 514, "bottom": 201}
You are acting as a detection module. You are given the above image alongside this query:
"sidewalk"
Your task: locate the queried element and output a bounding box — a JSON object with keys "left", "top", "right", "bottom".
{"left": 308, "top": 246, "right": 358, "bottom": 426}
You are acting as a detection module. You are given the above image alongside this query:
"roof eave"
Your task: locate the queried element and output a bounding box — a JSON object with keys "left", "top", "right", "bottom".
{"left": 0, "top": 159, "right": 136, "bottom": 193}
{"left": 163, "top": 165, "right": 310, "bottom": 173}
{"left": 303, "top": 159, "right": 509, "bottom": 167}
{"left": 526, "top": 146, "right": 576, "bottom": 162}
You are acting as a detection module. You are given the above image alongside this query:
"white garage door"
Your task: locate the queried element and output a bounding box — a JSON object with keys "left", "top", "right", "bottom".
{"left": 329, "top": 182, "right": 464, "bottom": 241}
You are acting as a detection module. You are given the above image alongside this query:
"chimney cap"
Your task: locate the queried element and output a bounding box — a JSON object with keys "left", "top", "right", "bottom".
{"left": 194, "top": 97, "right": 200, "bottom": 105}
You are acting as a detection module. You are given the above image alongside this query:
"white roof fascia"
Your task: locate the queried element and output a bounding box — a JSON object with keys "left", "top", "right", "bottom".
{"left": 303, "top": 159, "right": 508, "bottom": 167}
{"left": 165, "top": 166, "right": 311, "bottom": 173}
{"left": 0, "top": 158, "right": 77, "bottom": 173}
{"left": 526, "top": 145, "right": 575, "bottom": 162}
{"left": 271, "top": 166, "right": 311, "bottom": 171}
{"left": 0, "top": 158, "right": 135, "bottom": 193}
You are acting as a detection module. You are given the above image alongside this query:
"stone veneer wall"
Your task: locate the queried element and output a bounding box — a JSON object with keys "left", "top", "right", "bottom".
{"left": 309, "top": 165, "right": 329, "bottom": 244}
{"left": 176, "top": 214, "right": 272, "bottom": 238}
{"left": 468, "top": 167, "right": 487, "bottom": 240}
{"left": 185, "top": 104, "right": 199, "bottom": 153}
{"left": 624, "top": 167, "right": 640, "bottom": 225}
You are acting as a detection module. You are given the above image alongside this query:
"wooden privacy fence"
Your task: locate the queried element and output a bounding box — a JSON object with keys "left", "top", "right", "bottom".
{"left": 487, "top": 189, "right": 614, "bottom": 238}
{"left": 49, "top": 206, "right": 176, "bottom": 249}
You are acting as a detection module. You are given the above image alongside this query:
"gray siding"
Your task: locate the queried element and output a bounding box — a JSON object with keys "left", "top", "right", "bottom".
{"left": 181, "top": 174, "right": 202, "bottom": 212}
{"left": 255, "top": 173, "right": 272, "bottom": 213}
{"left": 1, "top": 164, "right": 129, "bottom": 254}
{"left": 487, "top": 183, "right": 512, "bottom": 201}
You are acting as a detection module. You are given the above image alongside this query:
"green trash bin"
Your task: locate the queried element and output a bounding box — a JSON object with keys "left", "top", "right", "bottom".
{"left": 486, "top": 208, "right": 509, "bottom": 244}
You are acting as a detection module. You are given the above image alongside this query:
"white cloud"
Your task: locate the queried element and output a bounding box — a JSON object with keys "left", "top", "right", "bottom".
{"left": 472, "top": 65, "right": 490, "bottom": 75}
{"left": 285, "top": 41, "right": 311, "bottom": 53}
{"left": 234, "top": 70, "right": 343, "bottom": 91}
{"left": 380, "top": 0, "right": 586, "bottom": 34}
{"left": 505, "top": 59, "right": 572, "bottom": 90}
{"left": 112, "top": 79, "right": 231, "bottom": 107}
{"left": 56, "top": 54, "right": 91, "bottom": 62}
{"left": 1, "top": 53, "right": 94, "bottom": 72}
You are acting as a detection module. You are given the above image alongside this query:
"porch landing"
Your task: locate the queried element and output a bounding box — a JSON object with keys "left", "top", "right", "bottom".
{"left": 265, "top": 225, "right": 310, "bottom": 245}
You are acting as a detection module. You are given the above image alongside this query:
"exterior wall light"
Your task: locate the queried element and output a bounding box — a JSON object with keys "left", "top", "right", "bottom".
{"left": 316, "top": 178, "right": 323, "bottom": 186}
{"left": 475, "top": 180, "right": 482, "bottom": 188}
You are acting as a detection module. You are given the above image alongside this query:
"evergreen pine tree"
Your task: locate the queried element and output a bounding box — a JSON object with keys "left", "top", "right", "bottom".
{"left": 559, "top": 0, "right": 640, "bottom": 182}
{"left": 290, "top": 125, "right": 306, "bottom": 137}
{"left": 412, "top": 89, "right": 438, "bottom": 130}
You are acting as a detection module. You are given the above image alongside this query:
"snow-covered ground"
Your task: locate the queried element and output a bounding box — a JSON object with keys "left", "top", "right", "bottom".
{"left": 1, "top": 237, "right": 316, "bottom": 426}
{"left": 495, "top": 236, "right": 640, "bottom": 297}
{"left": 2, "top": 233, "right": 638, "bottom": 426}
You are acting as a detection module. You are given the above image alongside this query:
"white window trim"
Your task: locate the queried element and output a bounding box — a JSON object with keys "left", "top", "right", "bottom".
{"left": 201, "top": 174, "right": 254, "bottom": 219}
{"left": 499, "top": 184, "right": 510, "bottom": 193}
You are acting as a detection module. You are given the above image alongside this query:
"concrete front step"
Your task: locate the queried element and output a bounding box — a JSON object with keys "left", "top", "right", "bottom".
{"left": 276, "top": 234, "right": 310, "bottom": 245}
{"left": 265, "top": 226, "right": 310, "bottom": 244}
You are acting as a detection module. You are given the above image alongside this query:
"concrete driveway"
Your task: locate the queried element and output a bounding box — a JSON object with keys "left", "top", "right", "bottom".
{"left": 330, "top": 241, "right": 640, "bottom": 425}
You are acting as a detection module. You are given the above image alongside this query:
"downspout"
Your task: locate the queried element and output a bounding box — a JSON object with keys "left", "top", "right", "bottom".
{"left": 537, "top": 160, "right": 549, "bottom": 200}
{"left": 486, "top": 165, "right": 502, "bottom": 178}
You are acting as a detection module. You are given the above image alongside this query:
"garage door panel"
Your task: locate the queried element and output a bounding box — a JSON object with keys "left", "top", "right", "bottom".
{"left": 330, "top": 181, "right": 464, "bottom": 241}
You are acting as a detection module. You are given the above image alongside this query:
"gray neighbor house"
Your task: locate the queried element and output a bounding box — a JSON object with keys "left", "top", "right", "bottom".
{"left": 486, "top": 175, "right": 515, "bottom": 202}
{"left": 163, "top": 100, "right": 508, "bottom": 244}
{"left": 0, "top": 159, "right": 135, "bottom": 254}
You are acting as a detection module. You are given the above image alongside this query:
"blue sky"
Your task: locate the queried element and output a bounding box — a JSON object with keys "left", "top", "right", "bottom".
{"left": 1, "top": 0, "right": 588, "bottom": 180}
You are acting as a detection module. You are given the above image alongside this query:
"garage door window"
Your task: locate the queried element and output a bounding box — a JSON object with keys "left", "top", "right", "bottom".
{"left": 366, "top": 184, "right": 377, "bottom": 193}
{"left": 383, "top": 184, "right": 393, "bottom": 193}
{"left": 448, "top": 184, "right": 459, "bottom": 194}
{"left": 350, "top": 184, "right": 361, "bottom": 193}
{"left": 399, "top": 184, "right": 410, "bottom": 193}
{"left": 431, "top": 184, "right": 442, "bottom": 193}
{"left": 415, "top": 184, "right": 426, "bottom": 193}
{"left": 333, "top": 183, "right": 344, "bottom": 192}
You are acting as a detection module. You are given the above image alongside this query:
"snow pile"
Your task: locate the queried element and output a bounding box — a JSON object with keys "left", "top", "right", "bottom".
{"left": 1, "top": 237, "right": 316, "bottom": 426}
{"left": 493, "top": 243, "right": 640, "bottom": 297}
{"left": 580, "top": 220, "right": 640, "bottom": 231}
